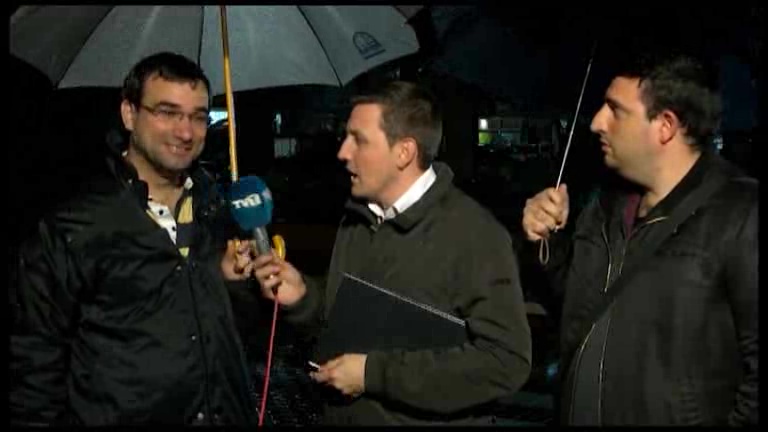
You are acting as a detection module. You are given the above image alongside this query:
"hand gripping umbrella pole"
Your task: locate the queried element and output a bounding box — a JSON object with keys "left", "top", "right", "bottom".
{"left": 539, "top": 41, "right": 597, "bottom": 265}
{"left": 218, "top": 6, "right": 285, "bottom": 426}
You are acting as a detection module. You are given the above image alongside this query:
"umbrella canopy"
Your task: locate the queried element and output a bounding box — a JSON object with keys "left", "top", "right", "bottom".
{"left": 10, "top": 5, "right": 419, "bottom": 94}
{"left": 416, "top": 5, "right": 760, "bottom": 115}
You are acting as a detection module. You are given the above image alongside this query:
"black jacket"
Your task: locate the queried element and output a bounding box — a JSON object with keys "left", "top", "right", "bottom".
{"left": 284, "top": 163, "right": 532, "bottom": 425}
{"left": 10, "top": 149, "right": 257, "bottom": 426}
{"left": 541, "top": 151, "right": 758, "bottom": 425}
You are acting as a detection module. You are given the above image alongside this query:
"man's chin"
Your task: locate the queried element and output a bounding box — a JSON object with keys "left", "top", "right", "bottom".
{"left": 349, "top": 186, "right": 370, "bottom": 201}
{"left": 163, "top": 155, "right": 196, "bottom": 170}
{"left": 151, "top": 158, "right": 193, "bottom": 179}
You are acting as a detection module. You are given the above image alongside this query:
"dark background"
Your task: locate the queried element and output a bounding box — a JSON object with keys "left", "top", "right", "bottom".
{"left": 8, "top": 4, "right": 763, "bottom": 425}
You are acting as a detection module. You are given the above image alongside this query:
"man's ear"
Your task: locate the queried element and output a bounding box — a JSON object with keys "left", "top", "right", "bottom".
{"left": 657, "top": 109, "right": 682, "bottom": 145}
{"left": 120, "top": 100, "right": 136, "bottom": 132}
{"left": 394, "top": 137, "right": 418, "bottom": 169}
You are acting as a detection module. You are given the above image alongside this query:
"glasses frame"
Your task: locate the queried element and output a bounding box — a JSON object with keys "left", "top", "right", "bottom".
{"left": 137, "top": 103, "right": 211, "bottom": 128}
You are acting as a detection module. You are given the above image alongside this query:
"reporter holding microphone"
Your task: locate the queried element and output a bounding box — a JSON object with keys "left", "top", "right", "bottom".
{"left": 254, "top": 81, "right": 532, "bottom": 426}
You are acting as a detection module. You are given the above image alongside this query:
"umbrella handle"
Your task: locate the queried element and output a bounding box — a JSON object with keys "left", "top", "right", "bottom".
{"left": 219, "top": 5, "right": 239, "bottom": 183}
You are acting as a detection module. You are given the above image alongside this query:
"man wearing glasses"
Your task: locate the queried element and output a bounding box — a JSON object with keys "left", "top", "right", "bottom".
{"left": 11, "top": 52, "right": 259, "bottom": 426}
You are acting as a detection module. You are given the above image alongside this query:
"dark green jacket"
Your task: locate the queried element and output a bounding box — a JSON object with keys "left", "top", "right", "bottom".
{"left": 284, "top": 162, "right": 532, "bottom": 425}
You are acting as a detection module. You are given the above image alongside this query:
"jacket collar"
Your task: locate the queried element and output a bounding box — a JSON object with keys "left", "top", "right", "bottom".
{"left": 104, "top": 134, "right": 203, "bottom": 209}
{"left": 344, "top": 161, "right": 455, "bottom": 231}
{"left": 601, "top": 149, "right": 719, "bottom": 224}
{"left": 367, "top": 165, "right": 437, "bottom": 221}
{"left": 640, "top": 149, "right": 718, "bottom": 221}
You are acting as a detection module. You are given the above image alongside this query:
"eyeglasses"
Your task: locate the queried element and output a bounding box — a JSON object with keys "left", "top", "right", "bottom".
{"left": 138, "top": 104, "right": 211, "bottom": 128}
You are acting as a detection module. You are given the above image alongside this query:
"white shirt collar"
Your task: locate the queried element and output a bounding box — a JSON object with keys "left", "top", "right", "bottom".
{"left": 368, "top": 165, "right": 437, "bottom": 222}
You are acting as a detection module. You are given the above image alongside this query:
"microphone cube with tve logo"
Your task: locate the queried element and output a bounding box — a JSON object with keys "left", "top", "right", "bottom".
{"left": 231, "top": 193, "right": 263, "bottom": 209}
{"left": 228, "top": 176, "right": 274, "bottom": 232}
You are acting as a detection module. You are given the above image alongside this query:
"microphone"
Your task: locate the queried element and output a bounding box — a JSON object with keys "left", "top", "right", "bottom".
{"left": 227, "top": 175, "right": 286, "bottom": 428}
{"left": 228, "top": 175, "right": 274, "bottom": 256}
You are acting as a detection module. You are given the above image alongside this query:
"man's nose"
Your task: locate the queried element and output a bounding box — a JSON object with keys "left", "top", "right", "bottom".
{"left": 173, "top": 118, "right": 195, "bottom": 141}
{"left": 337, "top": 138, "right": 352, "bottom": 161}
{"left": 590, "top": 107, "right": 607, "bottom": 133}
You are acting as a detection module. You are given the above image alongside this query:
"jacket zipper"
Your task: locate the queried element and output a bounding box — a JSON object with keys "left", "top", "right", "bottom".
{"left": 127, "top": 176, "right": 213, "bottom": 421}
{"left": 595, "top": 223, "right": 613, "bottom": 425}
{"left": 568, "top": 322, "right": 597, "bottom": 423}
{"left": 595, "top": 216, "right": 667, "bottom": 424}
{"left": 568, "top": 223, "right": 613, "bottom": 423}
{"left": 185, "top": 261, "right": 213, "bottom": 422}
{"left": 601, "top": 225, "right": 612, "bottom": 294}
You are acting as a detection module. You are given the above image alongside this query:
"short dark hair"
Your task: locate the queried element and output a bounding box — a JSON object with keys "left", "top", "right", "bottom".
{"left": 351, "top": 81, "right": 443, "bottom": 169}
{"left": 613, "top": 53, "right": 721, "bottom": 149}
{"left": 121, "top": 52, "right": 210, "bottom": 107}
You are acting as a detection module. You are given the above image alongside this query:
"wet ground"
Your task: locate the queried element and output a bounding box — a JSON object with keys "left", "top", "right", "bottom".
{"left": 242, "top": 314, "right": 558, "bottom": 426}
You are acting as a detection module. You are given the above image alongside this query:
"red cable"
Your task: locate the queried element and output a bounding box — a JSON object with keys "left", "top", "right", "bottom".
{"left": 258, "top": 290, "right": 280, "bottom": 427}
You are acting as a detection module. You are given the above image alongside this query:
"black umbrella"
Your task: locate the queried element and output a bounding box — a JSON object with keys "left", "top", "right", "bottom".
{"left": 414, "top": 4, "right": 760, "bottom": 115}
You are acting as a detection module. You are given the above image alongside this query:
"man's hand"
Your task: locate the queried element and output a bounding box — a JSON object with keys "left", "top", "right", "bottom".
{"left": 252, "top": 252, "right": 306, "bottom": 306}
{"left": 310, "top": 354, "right": 367, "bottom": 398}
{"left": 221, "top": 239, "right": 255, "bottom": 281}
{"left": 522, "top": 184, "right": 570, "bottom": 241}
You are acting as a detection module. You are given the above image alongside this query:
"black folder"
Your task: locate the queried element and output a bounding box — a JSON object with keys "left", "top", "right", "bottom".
{"left": 315, "top": 273, "right": 468, "bottom": 363}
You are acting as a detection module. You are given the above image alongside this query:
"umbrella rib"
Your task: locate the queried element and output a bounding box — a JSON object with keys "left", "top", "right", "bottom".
{"left": 197, "top": 6, "right": 204, "bottom": 69}
{"left": 58, "top": 6, "right": 115, "bottom": 88}
{"left": 297, "top": 6, "right": 342, "bottom": 86}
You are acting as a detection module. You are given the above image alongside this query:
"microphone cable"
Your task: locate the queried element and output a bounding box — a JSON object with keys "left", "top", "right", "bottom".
{"left": 258, "top": 235, "right": 286, "bottom": 427}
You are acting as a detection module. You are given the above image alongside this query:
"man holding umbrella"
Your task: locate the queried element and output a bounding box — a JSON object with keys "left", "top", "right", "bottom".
{"left": 522, "top": 52, "right": 758, "bottom": 425}
{"left": 11, "top": 52, "right": 261, "bottom": 426}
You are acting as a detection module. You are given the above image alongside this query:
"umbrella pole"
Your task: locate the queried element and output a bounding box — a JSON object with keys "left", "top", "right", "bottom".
{"left": 539, "top": 40, "right": 597, "bottom": 265}
{"left": 554, "top": 40, "right": 597, "bottom": 190}
{"left": 219, "top": 5, "right": 239, "bottom": 183}
{"left": 218, "top": 11, "right": 282, "bottom": 428}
